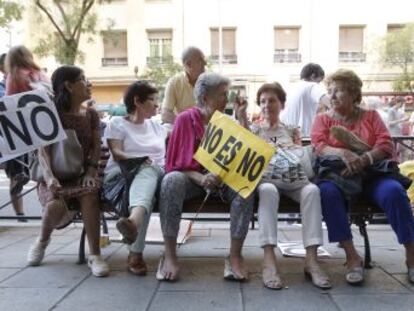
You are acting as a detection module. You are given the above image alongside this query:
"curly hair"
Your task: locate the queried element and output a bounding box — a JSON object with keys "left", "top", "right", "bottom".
{"left": 256, "top": 82, "right": 286, "bottom": 109}
{"left": 325, "top": 69, "right": 363, "bottom": 104}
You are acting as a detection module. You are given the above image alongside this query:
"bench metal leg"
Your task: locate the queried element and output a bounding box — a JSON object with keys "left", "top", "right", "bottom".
{"left": 358, "top": 221, "right": 373, "bottom": 269}
{"left": 101, "top": 213, "right": 108, "bottom": 235}
{"left": 250, "top": 214, "right": 255, "bottom": 230}
{"left": 77, "top": 227, "right": 86, "bottom": 265}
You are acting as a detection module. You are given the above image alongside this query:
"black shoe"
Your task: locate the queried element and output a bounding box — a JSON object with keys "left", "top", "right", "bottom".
{"left": 16, "top": 213, "right": 28, "bottom": 223}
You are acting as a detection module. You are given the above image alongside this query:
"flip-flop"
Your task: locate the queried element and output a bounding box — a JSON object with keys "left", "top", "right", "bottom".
{"left": 345, "top": 263, "right": 364, "bottom": 285}
{"left": 224, "top": 257, "right": 247, "bottom": 282}
{"left": 156, "top": 256, "right": 178, "bottom": 282}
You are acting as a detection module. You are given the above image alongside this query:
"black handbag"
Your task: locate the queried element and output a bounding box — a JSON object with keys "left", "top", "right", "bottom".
{"left": 100, "top": 157, "right": 148, "bottom": 217}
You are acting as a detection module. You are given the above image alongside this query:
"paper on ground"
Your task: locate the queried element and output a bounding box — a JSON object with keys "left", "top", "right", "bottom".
{"left": 278, "top": 241, "right": 331, "bottom": 258}
{"left": 111, "top": 215, "right": 192, "bottom": 245}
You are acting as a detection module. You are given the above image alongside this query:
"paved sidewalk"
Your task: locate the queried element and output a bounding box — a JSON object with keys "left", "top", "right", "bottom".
{"left": 0, "top": 221, "right": 414, "bottom": 311}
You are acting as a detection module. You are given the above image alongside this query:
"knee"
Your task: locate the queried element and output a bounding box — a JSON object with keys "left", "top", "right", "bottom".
{"left": 160, "top": 171, "right": 186, "bottom": 195}
{"left": 318, "top": 181, "right": 342, "bottom": 200}
{"left": 258, "top": 183, "right": 279, "bottom": 200}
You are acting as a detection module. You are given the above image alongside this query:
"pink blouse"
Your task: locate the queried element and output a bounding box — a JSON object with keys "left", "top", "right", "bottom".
{"left": 311, "top": 109, "right": 394, "bottom": 157}
{"left": 5, "top": 68, "right": 49, "bottom": 95}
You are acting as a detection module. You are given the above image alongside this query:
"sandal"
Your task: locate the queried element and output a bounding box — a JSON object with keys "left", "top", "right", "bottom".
{"left": 345, "top": 262, "right": 364, "bottom": 285}
{"left": 304, "top": 265, "right": 332, "bottom": 289}
{"left": 127, "top": 253, "right": 147, "bottom": 276}
{"left": 224, "top": 257, "right": 247, "bottom": 282}
{"left": 116, "top": 218, "right": 137, "bottom": 244}
{"left": 262, "top": 266, "right": 284, "bottom": 290}
{"left": 156, "top": 255, "right": 179, "bottom": 282}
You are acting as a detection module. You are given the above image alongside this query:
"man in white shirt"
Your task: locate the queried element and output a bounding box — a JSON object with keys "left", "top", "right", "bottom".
{"left": 280, "top": 63, "right": 329, "bottom": 137}
{"left": 161, "top": 47, "right": 206, "bottom": 125}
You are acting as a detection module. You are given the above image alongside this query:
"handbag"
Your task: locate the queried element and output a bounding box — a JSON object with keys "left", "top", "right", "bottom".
{"left": 290, "top": 145, "right": 315, "bottom": 179}
{"left": 29, "top": 129, "right": 84, "bottom": 182}
{"left": 100, "top": 157, "right": 149, "bottom": 217}
{"left": 262, "top": 146, "right": 309, "bottom": 190}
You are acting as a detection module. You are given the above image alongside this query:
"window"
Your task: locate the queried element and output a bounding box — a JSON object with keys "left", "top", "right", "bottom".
{"left": 147, "top": 30, "right": 172, "bottom": 64}
{"left": 101, "top": 31, "right": 128, "bottom": 67}
{"left": 387, "top": 24, "right": 405, "bottom": 34}
{"left": 210, "top": 27, "right": 237, "bottom": 64}
{"left": 338, "top": 26, "right": 365, "bottom": 62}
{"left": 274, "top": 27, "right": 301, "bottom": 63}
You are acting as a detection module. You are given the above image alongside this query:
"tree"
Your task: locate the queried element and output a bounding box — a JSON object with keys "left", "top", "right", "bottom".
{"left": 0, "top": 0, "right": 22, "bottom": 29}
{"left": 141, "top": 57, "right": 182, "bottom": 99}
{"left": 380, "top": 23, "right": 414, "bottom": 92}
{"left": 33, "top": 0, "right": 111, "bottom": 65}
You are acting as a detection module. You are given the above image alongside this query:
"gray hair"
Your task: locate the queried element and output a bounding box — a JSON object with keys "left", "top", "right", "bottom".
{"left": 181, "top": 46, "right": 203, "bottom": 63}
{"left": 194, "top": 72, "right": 230, "bottom": 107}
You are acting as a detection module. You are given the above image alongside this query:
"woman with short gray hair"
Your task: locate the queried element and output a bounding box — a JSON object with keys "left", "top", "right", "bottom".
{"left": 157, "top": 72, "right": 254, "bottom": 282}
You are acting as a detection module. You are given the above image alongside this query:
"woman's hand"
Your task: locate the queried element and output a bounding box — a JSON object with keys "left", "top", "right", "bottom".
{"left": 201, "top": 173, "right": 222, "bottom": 190}
{"left": 80, "top": 174, "right": 99, "bottom": 188}
{"left": 341, "top": 150, "right": 369, "bottom": 177}
{"left": 234, "top": 95, "right": 249, "bottom": 128}
{"left": 47, "top": 177, "right": 62, "bottom": 194}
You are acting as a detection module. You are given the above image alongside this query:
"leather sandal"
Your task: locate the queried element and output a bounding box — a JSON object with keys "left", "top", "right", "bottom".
{"left": 127, "top": 253, "right": 147, "bottom": 276}
{"left": 262, "top": 266, "right": 284, "bottom": 290}
{"left": 304, "top": 265, "right": 332, "bottom": 289}
{"left": 345, "top": 262, "right": 364, "bottom": 285}
{"left": 116, "top": 218, "right": 137, "bottom": 244}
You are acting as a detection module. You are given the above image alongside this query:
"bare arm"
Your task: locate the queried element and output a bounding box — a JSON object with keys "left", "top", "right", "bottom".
{"left": 317, "top": 95, "right": 330, "bottom": 113}
{"left": 107, "top": 138, "right": 131, "bottom": 162}
{"left": 183, "top": 170, "right": 221, "bottom": 190}
{"left": 161, "top": 107, "right": 176, "bottom": 124}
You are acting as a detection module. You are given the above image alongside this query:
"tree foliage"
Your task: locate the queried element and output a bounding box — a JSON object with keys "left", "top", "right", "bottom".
{"left": 0, "top": 0, "right": 22, "bottom": 28}
{"left": 380, "top": 23, "right": 414, "bottom": 92}
{"left": 33, "top": 0, "right": 111, "bottom": 65}
{"left": 141, "top": 57, "right": 182, "bottom": 97}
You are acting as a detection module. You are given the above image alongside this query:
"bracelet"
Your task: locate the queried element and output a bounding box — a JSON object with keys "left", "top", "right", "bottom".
{"left": 365, "top": 152, "right": 374, "bottom": 165}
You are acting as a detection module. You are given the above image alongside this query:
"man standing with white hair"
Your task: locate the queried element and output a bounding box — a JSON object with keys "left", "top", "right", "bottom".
{"left": 161, "top": 46, "right": 206, "bottom": 125}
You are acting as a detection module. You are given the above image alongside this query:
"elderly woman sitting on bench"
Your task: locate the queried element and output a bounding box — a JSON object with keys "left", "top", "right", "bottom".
{"left": 157, "top": 72, "right": 254, "bottom": 282}
{"left": 312, "top": 69, "right": 414, "bottom": 285}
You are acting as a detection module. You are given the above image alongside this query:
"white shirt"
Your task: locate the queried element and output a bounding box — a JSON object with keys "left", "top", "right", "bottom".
{"left": 280, "top": 80, "right": 326, "bottom": 137}
{"left": 104, "top": 116, "right": 167, "bottom": 172}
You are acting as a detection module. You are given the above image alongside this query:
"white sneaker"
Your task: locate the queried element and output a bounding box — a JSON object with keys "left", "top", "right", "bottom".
{"left": 27, "top": 238, "right": 50, "bottom": 266}
{"left": 88, "top": 255, "right": 110, "bottom": 277}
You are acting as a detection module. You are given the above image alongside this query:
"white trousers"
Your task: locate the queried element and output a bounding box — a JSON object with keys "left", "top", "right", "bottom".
{"left": 257, "top": 182, "right": 323, "bottom": 248}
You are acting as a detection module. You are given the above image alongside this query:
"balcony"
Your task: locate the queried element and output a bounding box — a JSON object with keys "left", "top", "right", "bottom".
{"left": 274, "top": 50, "right": 301, "bottom": 63}
{"left": 101, "top": 57, "right": 128, "bottom": 67}
{"left": 338, "top": 52, "right": 366, "bottom": 63}
{"left": 146, "top": 56, "right": 173, "bottom": 65}
{"left": 210, "top": 54, "right": 238, "bottom": 65}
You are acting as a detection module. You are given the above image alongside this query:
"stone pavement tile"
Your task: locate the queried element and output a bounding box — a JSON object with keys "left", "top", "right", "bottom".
{"left": 1, "top": 255, "right": 89, "bottom": 288}
{"left": 327, "top": 266, "right": 410, "bottom": 295}
{"left": 242, "top": 273, "right": 336, "bottom": 311}
{"left": 0, "top": 239, "right": 63, "bottom": 268}
{"left": 391, "top": 273, "right": 414, "bottom": 291}
{"left": 0, "top": 268, "right": 20, "bottom": 282}
{"left": 0, "top": 233, "right": 31, "bottom": 249}
{"left": 150, "top": 291, "right": 242, "bottom": 311}
{"left": 53, "top": 271, "right": 158, "bottom": 311}
{"left": 369, "top": 247, "right": 406, "bottom": 274}
{"left": 331, "top": 294, "right": 414, "bottom": 311}
{"left": 0, "top": 288, "right": 67, "bottom": 311}
{"left": 159, "top": 258, "right": 241, "bottom": 292}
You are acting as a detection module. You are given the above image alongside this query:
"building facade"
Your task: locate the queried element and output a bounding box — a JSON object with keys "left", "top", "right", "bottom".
{"left": 24, "top": 0, "right": 414, "bottom": 110}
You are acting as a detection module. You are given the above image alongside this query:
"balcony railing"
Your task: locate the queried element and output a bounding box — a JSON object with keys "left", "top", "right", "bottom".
{"left": 338, "top": 52, "right": 366, "bottom": 63}
{"left": 146, "top": 56, "right": 173, "bottom": 65}
{"left": 101, "top": 57, "right": 128, "bottom": 67}
{"left": 274, "top": 50, "right": 301, "bottom": 63}
{"left": 210, "top": 54, "right": 238, "bottom": 64}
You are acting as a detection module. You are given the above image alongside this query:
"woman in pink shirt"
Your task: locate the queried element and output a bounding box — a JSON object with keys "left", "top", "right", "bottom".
{"left": 311, "top": 69, "right": 414, "bottom": 285}
{"left": 4, "top": 45, "right": 49, "bottom": 220}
